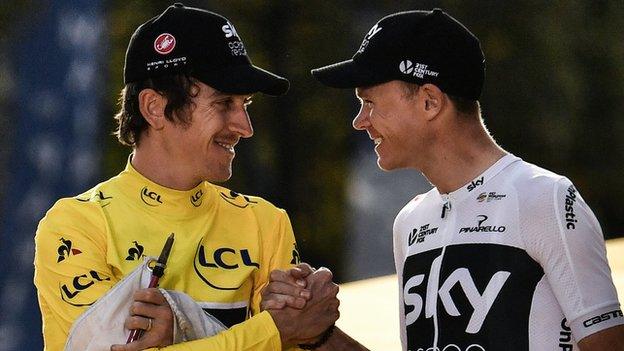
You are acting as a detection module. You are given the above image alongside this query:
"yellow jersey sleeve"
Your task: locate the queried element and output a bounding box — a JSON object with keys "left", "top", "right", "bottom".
{"left": 34, "top": 198, "right": 117, "bottom": 351}
{"left": 250, "top": 207, "right": 300, "bottom": 316}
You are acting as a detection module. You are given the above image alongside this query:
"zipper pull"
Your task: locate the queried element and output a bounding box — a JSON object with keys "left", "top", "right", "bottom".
{"left": 441, "top": 200, "right": 451, "bottom": 218}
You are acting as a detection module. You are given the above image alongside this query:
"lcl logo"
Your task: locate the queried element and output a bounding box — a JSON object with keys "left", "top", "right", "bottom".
{"left": 60, "top": 270, "right": 110, "bottom": 306}
{"left": 194, "top": 242, "right": 260, "bottom": 290}
{"left": 141, "top": 186, "right": 163, "bottom": 206}
{"left": 190, "top": 189, "right": 203, "bottom": 207}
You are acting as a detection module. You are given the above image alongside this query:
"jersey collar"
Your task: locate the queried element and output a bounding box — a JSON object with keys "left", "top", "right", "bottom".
{"left": 121, "top": 155, "right": 215, "bottom": 217}
{"left": 436, "top": 153, "right": 521, "bottom": 203}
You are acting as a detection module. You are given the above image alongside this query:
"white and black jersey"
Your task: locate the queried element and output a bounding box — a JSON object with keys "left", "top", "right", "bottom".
{"left": 393, "top": 154, "right": 623, "bottom": 351}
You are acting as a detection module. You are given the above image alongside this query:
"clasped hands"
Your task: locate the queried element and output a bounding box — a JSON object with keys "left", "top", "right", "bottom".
{"left": 261, "top": 263, "right": 340, "bottom": 348}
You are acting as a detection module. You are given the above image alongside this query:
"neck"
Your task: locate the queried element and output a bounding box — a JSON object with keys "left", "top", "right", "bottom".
{"left": 131, "top": 138, "right": 201, "bottom": 191}
{"left": 419, "top": 119, "right": 506, "bottom": 194}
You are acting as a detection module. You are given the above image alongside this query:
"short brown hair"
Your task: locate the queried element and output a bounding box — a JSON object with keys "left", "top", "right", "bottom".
{"left": 114, "top": 74, "right": 198, "bottom": 146}
{"left": 401, "top": 81, "right": 481, "bottom": 117}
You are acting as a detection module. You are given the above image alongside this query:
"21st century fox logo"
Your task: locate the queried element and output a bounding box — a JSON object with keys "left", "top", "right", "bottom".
{"left": 399, "top": 60, "right": 440, "bottom": 79}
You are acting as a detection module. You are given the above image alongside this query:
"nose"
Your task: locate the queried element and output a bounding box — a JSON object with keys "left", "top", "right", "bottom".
{"left": 230, "top": 107, "right": 254, "bottom": 138}
{"left": 352, "top": 104, "right": 370, "bottom": 131}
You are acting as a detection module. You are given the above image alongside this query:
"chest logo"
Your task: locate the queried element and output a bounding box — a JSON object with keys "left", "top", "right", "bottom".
{"left": 141, "top": 187, "right": 163, "bottom": 206}
{"left": 476, "top": 191, "right": 506, "bottom": 202}
{"left": 408, "top": 224, "right": 439, "bottom": 246}
{"left": 126, "top": 241, "right": 145, "bottom": 261}
{"left": 194, "top": 241, "right": 260, "bottom": 290}
{"left": 404, "top": 256, "right": 511, "bottom": 333}
{"left": 467, "top": 177, "right": 484, "bottom": 192}
{"left": 459, "top": 215, "right": 506, "bottom": 234}
{"left": 57, "top": 237, "right": 82, "bottom": 263}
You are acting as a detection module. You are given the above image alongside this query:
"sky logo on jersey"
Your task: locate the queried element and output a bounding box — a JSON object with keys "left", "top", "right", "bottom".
{"left": 57, "top": 237, "right": 82, "bottom": 263}
{"left": 408, "top": 224, "right": 439, "bottom": 246}
{"left": 467, "top": 177, "right": 484, "bottom": 192}
{"left": 564, "top": 185, "right": 578, "bottom": 230}
{"left": 141, "top": 186, "right": 163, "bottom": 206}
{"left": 126, "top": 241, "right": 145, "bottom": 261}
{"left": 60, "top": 270, "right": 110, "bottom": 307}
{"left": 459, "top": 215, "right": 506, "bottom": 234}
{"left": 403, "top": 255, "right": 511, "bottom": 333}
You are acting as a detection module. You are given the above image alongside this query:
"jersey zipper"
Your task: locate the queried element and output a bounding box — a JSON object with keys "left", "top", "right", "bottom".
{"left": 441, "top": 194, "right": 452, "bottom": 219}
{"left": 433, "top": 193, "right": 455, "bottom": 349}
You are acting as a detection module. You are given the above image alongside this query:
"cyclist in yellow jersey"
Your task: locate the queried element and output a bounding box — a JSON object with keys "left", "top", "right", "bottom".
{"left": 34, "top": 3, "right": 339, "bottom": 351}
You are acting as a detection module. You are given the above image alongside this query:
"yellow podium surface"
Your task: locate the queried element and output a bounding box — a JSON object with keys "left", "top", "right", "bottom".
{"left": 336, "top": 238, "right": 624, "bottom": 351}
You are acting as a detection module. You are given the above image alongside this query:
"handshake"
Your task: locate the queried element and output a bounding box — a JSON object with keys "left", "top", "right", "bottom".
{"left": 261, "top": 263, "right": 341, "bottom": 349}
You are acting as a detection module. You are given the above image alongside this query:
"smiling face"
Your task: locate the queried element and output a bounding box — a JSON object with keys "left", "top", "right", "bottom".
{"left": 353, "top": 80, "right": 428, "bottom": 171}
{"left": 161, "top": 81, "right": 254, "bottom": 183}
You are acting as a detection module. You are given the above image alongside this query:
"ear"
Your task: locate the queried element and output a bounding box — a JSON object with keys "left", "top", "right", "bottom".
{"left": 420, "top": 83, "right": 446, "bottom": 121}
{"left": 138, "top": 88, "right": 167, "bottom": 130}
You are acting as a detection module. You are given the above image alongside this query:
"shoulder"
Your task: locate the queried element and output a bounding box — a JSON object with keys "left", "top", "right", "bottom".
{"left": 505, "top": 160, "right": 573, "bottom": 203}
{"left": 37, "top": 186, "right": 110, "bottom": 240}
{"left": 393, "top": 188, "right": 439, "bottom": 231}
{"left": 395, "top": 188, "right": 436, "bottom": 225}
{"left": 208, "top": 183, "right": 288, "bottom": 219}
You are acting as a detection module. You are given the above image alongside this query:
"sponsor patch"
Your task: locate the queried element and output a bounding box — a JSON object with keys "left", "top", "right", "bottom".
{"left": 459, "top": 215, "right": 506, "bottom": 234}
{"left": 154, "top": 33, "right": 176, "bottom": 55}
{"left": 57, "top": 237, "right": 82, "bottom": 263}
{"left": 564, "top": 185, "right": 578, "bottom": 230}
{"left": 126, "top": 241, "right": 145, "bottom": 261}
{"left": 408, "top": 224, "right": 439, "bottom": 245}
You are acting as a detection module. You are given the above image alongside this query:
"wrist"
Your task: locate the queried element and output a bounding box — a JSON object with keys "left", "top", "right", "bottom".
{"left": 298, "top": 325, "right": 335, "bottom": 350}
{"left": 267, "top": 309, "right": 297, "bottom": 347}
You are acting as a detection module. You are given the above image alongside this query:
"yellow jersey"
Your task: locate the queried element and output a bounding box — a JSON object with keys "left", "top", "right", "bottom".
{"left": 34, "top": 159, "right": 300, "bottom": 350}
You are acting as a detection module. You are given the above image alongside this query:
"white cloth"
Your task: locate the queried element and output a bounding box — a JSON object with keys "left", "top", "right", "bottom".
{"left": 64, "top": 257, "right": 226, "bottom": 350}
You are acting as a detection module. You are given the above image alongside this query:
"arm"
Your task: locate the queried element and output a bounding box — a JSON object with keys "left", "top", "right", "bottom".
{"left": 34, "top": 198, "right": 117, "bottom": 351}
{"left": 524, "top": 178, "right": 624, "bottom": 347}
{"left": 578, "top": 325, "right": 624, "bottom": 351}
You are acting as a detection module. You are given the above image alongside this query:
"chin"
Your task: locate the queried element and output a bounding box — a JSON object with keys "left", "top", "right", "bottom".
{"left": 204, "top": 166, "right": 233, "bottom": 183}
{"left": 376, "top": 158, "right": 395, "bottom": 171}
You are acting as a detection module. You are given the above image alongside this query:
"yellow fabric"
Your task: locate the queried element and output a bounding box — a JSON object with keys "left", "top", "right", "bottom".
{"left": 34, "top": 159, "right": 300, "bottom": 350}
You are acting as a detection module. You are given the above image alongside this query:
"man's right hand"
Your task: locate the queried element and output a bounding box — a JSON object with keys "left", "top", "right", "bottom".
{"left": 263, "top": 264, "right": 340, "bottom": 347}
{"left": 261, "top": 263, "right": 315, "bottom": 310}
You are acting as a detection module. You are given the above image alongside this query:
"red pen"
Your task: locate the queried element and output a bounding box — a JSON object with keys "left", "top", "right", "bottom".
{"left": 126, "top": 233, "right": 175, "bottom": 343}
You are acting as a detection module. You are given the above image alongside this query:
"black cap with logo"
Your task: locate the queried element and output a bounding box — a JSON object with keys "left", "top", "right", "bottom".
{"left": 124, "top": 3, "right": 289, "bottom": 96}
{"left": 311, "top": 9, "right": 485, "bottom": 100}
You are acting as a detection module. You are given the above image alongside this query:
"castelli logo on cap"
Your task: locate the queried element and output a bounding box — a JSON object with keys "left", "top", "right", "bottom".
{"left": 154, "top": 33, "right": 176, "bottom": 55}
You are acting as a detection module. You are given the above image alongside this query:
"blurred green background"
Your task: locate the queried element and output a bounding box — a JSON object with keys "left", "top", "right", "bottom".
{"left": 0, "top": 1, "right": 623, "bottom": 348}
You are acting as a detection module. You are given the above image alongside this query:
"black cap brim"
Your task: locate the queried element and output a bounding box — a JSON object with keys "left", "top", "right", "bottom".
{"left": 311, "top": 59, "right": 391, "bottom": 89}
{"left": 196, "top": 64, "right": 289, "bottom": 96}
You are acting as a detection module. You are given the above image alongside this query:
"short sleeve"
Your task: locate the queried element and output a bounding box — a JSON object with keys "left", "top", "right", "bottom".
{"left": 524, "top": 177, "right": 623, "bottom": 341}
{"left": 34, "top": 198, "right": 116, "bottom": 350}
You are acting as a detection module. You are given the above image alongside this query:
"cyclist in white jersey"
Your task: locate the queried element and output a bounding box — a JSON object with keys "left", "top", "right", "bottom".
{"left": 261, "top": 8, "right": 624, "bottom": 351}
